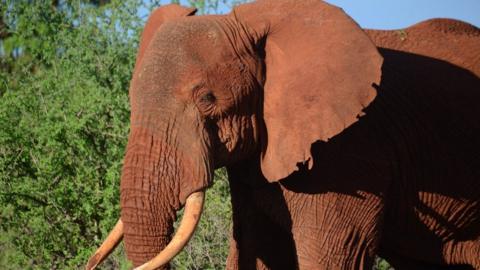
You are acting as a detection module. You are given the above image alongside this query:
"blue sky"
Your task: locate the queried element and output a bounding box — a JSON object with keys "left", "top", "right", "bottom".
{"left": 156, "top": 0, "right": 480, "bottom": 29}
{"left": 324, "top": 0, "right": 480, "bottom": 29}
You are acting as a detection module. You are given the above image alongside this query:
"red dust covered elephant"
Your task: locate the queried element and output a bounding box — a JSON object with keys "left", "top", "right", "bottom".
{"left": 86, "top": 0, "right": 480, "bottom": 269}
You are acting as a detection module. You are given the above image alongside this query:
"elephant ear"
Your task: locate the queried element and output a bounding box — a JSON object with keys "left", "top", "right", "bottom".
{"left": 233, "top": 0, "right": 383, "bottom": 182}
{"left": 134, "top": 4, "right": 197, "bottom": 70}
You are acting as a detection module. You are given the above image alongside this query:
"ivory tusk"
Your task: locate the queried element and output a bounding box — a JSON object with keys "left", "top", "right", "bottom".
{"left": 133, "top": 191, "right": 205, "bottom": 270}
{"left": 86, "top": 219, "right": 124, "bottom": 270}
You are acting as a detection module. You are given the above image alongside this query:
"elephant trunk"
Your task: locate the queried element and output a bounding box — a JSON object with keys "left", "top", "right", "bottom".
{"left": 120, "top": 127, "right": 211, "bottom": 268}
{"left": 120, "top": 128, "right": 177, "bottom": 267}
{"left": 121, "top": 194, "right": 173, "bottom": 268}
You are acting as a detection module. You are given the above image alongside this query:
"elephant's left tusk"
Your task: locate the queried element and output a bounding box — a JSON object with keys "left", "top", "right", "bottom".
{"left": 86, "top": 219, "right": 124, "bottom": 270}
{"left": 133, "top": 191, "right": 205, "bottom": 270}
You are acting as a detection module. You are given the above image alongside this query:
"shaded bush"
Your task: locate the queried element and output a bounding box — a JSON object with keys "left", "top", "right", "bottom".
{"left": 173, "top": 169, "right": 232, "bottom": 269}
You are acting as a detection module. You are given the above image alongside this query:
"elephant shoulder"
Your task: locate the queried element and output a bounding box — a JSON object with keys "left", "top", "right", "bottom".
{"left": 365, "top": 19, "right": 480, "bottom": 77}
{"left": 411, "top": 18, "right": 480, "bottom": 37}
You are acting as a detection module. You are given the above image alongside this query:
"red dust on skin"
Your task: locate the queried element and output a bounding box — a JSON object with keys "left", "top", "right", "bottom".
{"left": 89, "top": 1, "right": 480, "bottom": 269}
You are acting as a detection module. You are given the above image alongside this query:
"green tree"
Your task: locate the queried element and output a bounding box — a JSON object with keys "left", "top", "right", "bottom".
{"left": 0, "top": 0, "right": 392, "bottom": 269}
{"left": 1, "top": 1, "right": 141, "bottom": 268}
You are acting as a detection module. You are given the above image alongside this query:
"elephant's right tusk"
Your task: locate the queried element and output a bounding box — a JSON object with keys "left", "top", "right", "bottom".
{"left": 86, "top": 219, "right": 124, "bottom": 270}
{"left": 133, "top": 191, "right": 205, "bottom": 270}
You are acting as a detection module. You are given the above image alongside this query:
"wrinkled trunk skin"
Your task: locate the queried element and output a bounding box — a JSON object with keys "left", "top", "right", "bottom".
{"left": 120, "top": 127, "right": 181, "bottom": 269}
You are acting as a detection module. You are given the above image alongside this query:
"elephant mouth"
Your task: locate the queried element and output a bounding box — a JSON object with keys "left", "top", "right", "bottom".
{"left": 86, "top": 190, "right": 205, "bottom": 270}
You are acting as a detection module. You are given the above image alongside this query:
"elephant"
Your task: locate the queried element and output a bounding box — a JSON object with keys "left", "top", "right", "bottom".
{"left": 86, "top": 0, "right": 480, "bottom": 269}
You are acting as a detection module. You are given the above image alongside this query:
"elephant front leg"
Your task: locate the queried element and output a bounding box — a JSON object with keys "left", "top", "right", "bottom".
{"left": 292, "top": 223, "right": 379, "bottom": 269}
{"left": 285, "top": 190, "right": 385, "bottom": 270}
{"left": 226, "top": 170, "right": 299, "bottom": 270}
{"left": 226, "top": 210, "right": 299, "bottom": 270}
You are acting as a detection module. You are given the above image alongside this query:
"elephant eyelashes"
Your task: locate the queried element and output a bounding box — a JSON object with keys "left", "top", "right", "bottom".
{"left": 196, "top": 91, "right": 220, "bottom": 117}
{"left": 201, "top": 92, "right": 216, "bottom": 103}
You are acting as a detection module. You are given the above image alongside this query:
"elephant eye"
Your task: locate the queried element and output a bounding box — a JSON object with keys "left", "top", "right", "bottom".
{"left": 201, "top": 92, "right": 216, "bottom": 103}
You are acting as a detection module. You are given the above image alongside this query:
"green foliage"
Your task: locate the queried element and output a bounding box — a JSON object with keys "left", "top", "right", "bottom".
{"left": 172, "top": 169, "right": 232, "bottom": 269}
{"left": 374, "top": 257, "right": 394, "bottom": 270}
{"left": 0, "top": 0, "right": 393, "bottom": 269}
{"left": 0, "top": 0, "right": 140, "bottom": 268}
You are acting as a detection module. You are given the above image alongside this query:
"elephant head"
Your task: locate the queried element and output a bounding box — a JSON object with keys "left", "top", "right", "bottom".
{"left": 87, "top": 1, "right": 382, "bottom": 269}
